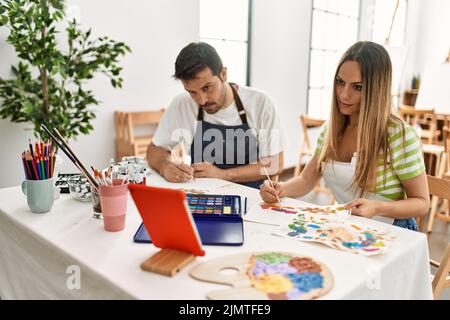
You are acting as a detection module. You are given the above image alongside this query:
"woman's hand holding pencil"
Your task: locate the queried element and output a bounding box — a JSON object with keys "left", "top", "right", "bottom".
{"left": 259, "top": 180, "right": 283, "bottom": 204}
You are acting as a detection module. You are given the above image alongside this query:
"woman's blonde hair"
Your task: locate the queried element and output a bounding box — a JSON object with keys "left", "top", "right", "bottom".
{"left": 317, "top": 41, "right": 404, "bottom": 197}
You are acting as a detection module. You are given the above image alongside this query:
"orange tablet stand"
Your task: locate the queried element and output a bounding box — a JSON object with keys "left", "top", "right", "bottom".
{"left": 129, "top": 184, "right": 205, "bottom": 277}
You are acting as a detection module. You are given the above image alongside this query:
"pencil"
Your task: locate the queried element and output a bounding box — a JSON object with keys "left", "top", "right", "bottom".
{"left": 40, "top": 140, "right": 44, "bottom": 158}
{"left": 30, "top": 152, "right": 39, "bottom": 180}
{"left": 22, "top": 154, "right": 29, "bottom": 180}
{"left": 28, "top": 139, "right": 34, "bottom": 158}
{"left": 26, "top": 154, "right": 34, "bottom": 180}
{"left": 263, "top": 167, "right": 281, "bottom": 204}
{"left": 45, "top": 157, "right": 49, "bottom": 179}
{"left": 40, "top": 156, "right": 46, "bottom": 179}
{"left": 35, "top": 142, "right": 40, "bottom": 159}
{"left": 50, "top": 152, "right": 54, "bottom": 177}
{"left": 36, "top": 158, "right": 42, "bottom": 180}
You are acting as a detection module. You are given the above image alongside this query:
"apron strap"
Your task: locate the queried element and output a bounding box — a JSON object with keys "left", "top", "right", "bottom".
{"left": 197, "top": 82, "right": 248, "bottom": 124}
{"left": 230, "top": 83, "right": 248, "bottom": 124}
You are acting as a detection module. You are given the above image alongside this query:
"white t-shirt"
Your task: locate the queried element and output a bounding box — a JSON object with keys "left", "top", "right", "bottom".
{"left": 152, "top": 85, "right": 284, "bottom": 159}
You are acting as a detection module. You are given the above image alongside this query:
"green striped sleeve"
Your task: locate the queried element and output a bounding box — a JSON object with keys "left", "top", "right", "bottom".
{"left": 314, "top": 124, "right": 328, "bottom": 155}
{"left": 389, "top": 124, "right": 426, "bottom": 181}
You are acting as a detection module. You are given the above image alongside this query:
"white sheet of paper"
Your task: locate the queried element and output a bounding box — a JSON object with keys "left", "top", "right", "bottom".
{"left": 244, "top": 198, "right": 350, "bottom": 226}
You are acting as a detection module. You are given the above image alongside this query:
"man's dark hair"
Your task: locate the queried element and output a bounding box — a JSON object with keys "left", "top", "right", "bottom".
{"left": 173, "top": 42, "right": 223, "bottom": 81}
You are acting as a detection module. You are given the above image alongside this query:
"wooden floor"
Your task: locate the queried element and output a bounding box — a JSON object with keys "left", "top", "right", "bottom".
{"left": 279, "top": 167, "right": 450, "bottom": 300}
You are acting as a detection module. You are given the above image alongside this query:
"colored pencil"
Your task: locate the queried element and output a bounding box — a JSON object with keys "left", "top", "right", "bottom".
{"left": 35, "top": 142, "right": 40, "bottom": 159}
{"left": 40, "top": 140, "right": 44, "bottom": 158}
{"left": 30, "top": 152, "right": 39, "bottom": 180}
{"left": 40, "top": 156, "right": 46, "bottom": 179}
{"left": 28, "top": 139, "right": 34, "bottom": 158}
{"left": 26, "top": 155, "right": 34, "bottom": 180}
{"left": 44, "top": 157, "right": 48, "bottom": 179}
{"left": 36, "top": 158, "right": 42, "bottom": 180}
{"left": 50, "top": 152, "right": 54, "bottom": 178}
{"left": 21, "top": 154, "right": 29, "bottom": 180}
{"left": 47, "top": 156, "right": 50, "bottom": 178}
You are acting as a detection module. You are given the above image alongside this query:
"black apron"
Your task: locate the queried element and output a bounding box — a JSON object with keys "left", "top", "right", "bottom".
{"left": 190, "top": 83, "right": 264, "bottom": 189}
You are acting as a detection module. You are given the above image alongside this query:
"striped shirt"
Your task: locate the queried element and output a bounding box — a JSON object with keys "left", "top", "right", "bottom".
{"left": 314, "top": 120, "right": 426, "bottom": 200}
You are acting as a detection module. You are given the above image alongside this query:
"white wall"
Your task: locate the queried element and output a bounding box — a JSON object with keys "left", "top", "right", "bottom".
{"left": 412, "top": 0, "right": 450, "bottom": 77}
{"left": 400, "top": 0, "right": 421, "bottom": 92}
{"left": 0, "top": 0, "right": 199, "bottom": 188}
{"left": 251, "top": 0, "right": 313, "bottom": 169}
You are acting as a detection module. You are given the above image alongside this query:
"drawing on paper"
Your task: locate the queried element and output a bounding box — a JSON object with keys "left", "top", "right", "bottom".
{"left": 273, "top": 214, "right": 394, "bottom": 256}
{"left": 260, "top": 204, "right": 298, "bottom": 214}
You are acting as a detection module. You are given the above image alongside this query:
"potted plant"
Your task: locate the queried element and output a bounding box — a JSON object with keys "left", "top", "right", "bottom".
{"left": 0, "top": 0, "right": 131, "bottom": 141}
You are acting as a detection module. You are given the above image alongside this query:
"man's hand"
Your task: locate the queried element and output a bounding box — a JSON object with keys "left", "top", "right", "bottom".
{"left": 161, "top": 161, "right": 194, "bottom": 183}
{"left": 344, "top": 199, "right": 381, "bottom": 219}
{"left": 192, "top": 162, "right": 226, "bottom": 179}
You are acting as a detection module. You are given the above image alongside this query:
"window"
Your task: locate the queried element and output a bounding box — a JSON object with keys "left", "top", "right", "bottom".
{"left": 372, "top": 0, "right": 407, "bottom": 46}
{"left": 307, "top": 0, "right": 361, "bottom": 118}
{"left": 199, "top": 0, "right": 251, "bottom": 85}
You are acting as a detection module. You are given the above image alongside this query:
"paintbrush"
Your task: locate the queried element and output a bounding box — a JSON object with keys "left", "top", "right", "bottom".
{"left": 263, "top": 167, "right": 281, "bottom": 204}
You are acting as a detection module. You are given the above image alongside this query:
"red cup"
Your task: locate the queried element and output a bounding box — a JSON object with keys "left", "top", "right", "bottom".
{"left": 99, "top": 179, "right": 128, "bottom": 232}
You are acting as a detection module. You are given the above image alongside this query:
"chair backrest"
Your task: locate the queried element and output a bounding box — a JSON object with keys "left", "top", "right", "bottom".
{"left": 398, "top": 105, "right": 438, "bottom": 143}
{"left": 427, "top": 174, "right": 450, "bottom": 299}
{"left": 114, "top": 109, "right": 165, "bottom": 160}
{"left": 300, "top": 113, "right": 326, "bottom": 151}
{"left": 442, "top": 126, "right": 450, "bottom": 171}
{"left": 293, "top": 114, "right": 326, "bottom": 177}
{"left": 398, "top": 105, "right": 436, "bottom": 125}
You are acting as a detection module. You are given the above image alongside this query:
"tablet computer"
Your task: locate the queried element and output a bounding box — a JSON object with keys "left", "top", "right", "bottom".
{"left": 128, "top": 184, "right": 205, "bottom": 256}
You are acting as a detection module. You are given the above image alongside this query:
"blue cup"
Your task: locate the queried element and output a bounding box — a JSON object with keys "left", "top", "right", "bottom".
{"left": 21, "top": 178, "right": 55, "bottom": 213}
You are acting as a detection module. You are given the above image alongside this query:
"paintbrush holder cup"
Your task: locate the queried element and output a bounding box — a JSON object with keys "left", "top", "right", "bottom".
{"left": 99, "top": 179, "right": 129, "bottom": 232}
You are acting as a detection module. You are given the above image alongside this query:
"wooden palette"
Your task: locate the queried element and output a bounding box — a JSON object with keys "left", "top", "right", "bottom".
{"left": 190, "top": 252, "right": 333, "bottom": 300}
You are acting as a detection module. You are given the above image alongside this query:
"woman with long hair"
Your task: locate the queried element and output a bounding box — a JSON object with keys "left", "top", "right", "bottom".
{"left": 260, "top": 41, "right": 429, "bottom": 230}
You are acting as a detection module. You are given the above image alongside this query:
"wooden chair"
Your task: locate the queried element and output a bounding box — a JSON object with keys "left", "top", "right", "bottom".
{"left": 294, "top": 114, "right": 326, "bottom": 177}
{"left": 399, "top": 105, "right": 445, "bottom": 176}
{"left": 426, "top": 127, "right": 450, "bottom": 233}
{"left": 294, "top": 114, "right": 334, "bottom": 204}
{"left": 114, "top": 109, "right": 165, "bottom": 161}
{"left": 430, "top": 243, "right": 450, "bottom": 299}
{"left": 398, "top": 105, "right": 440, "bottom": 144}
{"left": 426, "top": 175, "right": 450, "bottom": 299}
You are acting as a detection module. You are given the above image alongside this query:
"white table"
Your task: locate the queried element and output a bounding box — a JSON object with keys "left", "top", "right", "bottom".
{"left": 0, "top": 174, "right": 433, "bottom": 299}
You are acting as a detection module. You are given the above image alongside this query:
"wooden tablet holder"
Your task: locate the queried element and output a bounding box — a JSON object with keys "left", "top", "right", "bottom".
{"left": 140, "top": 249, "right": 195, "bottom": 277}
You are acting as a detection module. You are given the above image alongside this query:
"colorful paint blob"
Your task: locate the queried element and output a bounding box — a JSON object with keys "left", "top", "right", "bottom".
{"left": 247, "top": 252, "right": 332, "bottom": 300}
{"left": 260, "top": 204, "right": 298, "bottom": 214}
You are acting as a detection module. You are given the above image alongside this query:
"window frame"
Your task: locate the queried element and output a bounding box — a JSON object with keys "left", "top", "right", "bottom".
{"left": 306, "top": 0, "right": 362, "bottom": 116}
{"left": 199, "top": 0, "right": 253, "bottom": 86}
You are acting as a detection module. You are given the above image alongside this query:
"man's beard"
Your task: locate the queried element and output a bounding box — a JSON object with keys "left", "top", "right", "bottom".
{"left": 200, "top": 83, "right": 228, "bottom": 114}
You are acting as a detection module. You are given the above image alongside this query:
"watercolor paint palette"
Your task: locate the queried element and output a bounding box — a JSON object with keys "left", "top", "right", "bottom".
{"left": 186, "top": 194, "right": 241, "bottom": 216}
{"left": 190, "top": 251, "right": 333, "bottom": 300}
{"left": 273, "top": 214, "right": 394, "bottom": 256}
